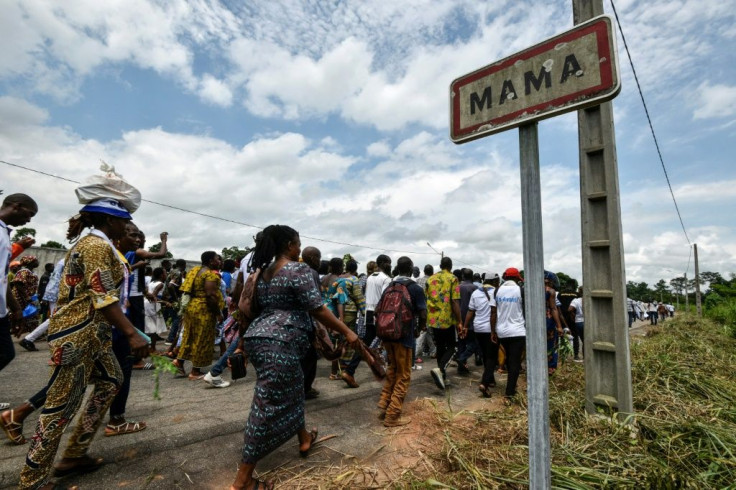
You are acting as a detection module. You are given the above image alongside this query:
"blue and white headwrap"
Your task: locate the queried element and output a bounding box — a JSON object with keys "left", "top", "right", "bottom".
{"left": 80, "top": 198, "right": 132, "bottom": 219}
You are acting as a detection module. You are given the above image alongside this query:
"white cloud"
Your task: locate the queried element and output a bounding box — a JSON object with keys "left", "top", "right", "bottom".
{"left": 198, "top": 75, "right": 233, "bottom": 107}
{"left": 693, "top": 83, "right": 736, "bottom": 119}
{"left": 2, "top": 1, "right": 735, "bottom": 289}
{"left": 0, "top": 96, "right": 49, "bottom": 126}
{"left": 366, "top": 141, "right": 391, "bottom": 157}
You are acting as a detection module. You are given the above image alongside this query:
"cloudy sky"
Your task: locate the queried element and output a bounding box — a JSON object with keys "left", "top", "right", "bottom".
{"left": 1, "top": 0, "right": 735, "bottom": 287}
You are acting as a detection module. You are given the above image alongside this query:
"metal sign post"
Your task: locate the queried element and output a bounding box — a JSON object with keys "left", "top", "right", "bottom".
{"left": 519, "top": 122, "right": 550, "bottom": 489}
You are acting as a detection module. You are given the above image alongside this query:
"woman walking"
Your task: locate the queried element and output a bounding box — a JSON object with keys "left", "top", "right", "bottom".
{"left": 175, "top": 252, "right": 224, "bottom": 380}
{"left": 18, "top": 174, "right": 150, "bottom": 490}
{"left": 464, "top": 277, "right": 498, "bottom": 397}
{"left": 144, "top": 267, "right": 168, "bottom": 351}
{"left": 230, "top": 225, "right": 361, "bottom": 490}
{"left": 544, "top": 271, "right": 563, "bottom": 375}
{"left": 10, "top": 255, "right": 40, "bottom": 337}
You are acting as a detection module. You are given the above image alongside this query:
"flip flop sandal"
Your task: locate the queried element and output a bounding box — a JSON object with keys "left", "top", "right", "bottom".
{"left": 1, "top": 410, "right": 26, "bottom": 445}
{"left": 299, "top": 428, "right": 319, "bottom": 458}
{"left": 104, "top": 421, "right": 147, "bottom": 437}
{"left": 53, "top": 455, "right": 104, "bottom": 477}
{"left": 188, "top": 374, "right": 205, "bottom": 381}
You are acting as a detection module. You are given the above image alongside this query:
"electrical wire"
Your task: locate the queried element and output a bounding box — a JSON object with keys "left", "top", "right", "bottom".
{"left": 608, "top": 0, "right": 691, "bottom": 246}
{"left": 0, "top": 159, "right": 437, "bottom": 256}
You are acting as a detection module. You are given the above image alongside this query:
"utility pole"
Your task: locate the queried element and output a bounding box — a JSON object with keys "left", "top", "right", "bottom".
{"left": 694, "top": 244, "right": 702, "bottom": 316}
{"left": 573, "top": 0, "right": 633, "bottom": 420}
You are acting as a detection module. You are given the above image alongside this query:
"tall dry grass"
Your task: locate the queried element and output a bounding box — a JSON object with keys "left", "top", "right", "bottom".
{"left": 403, "top": 314, "right": 736, "bottom": 489}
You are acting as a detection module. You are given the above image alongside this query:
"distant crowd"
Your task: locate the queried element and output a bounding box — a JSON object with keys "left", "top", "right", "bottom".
{"left": 626, "top": 298, "right": 675, "bottom": 327}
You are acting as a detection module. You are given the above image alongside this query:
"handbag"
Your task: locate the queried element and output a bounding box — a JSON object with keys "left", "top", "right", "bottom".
{"left": 238, "top": 268, "right": 262, "bottom": 334}
{"left": 313, "top": 321, "right": 344, "bottom": 361}
{"left": 229, "top": 352, "right": 247, "bottom": 380}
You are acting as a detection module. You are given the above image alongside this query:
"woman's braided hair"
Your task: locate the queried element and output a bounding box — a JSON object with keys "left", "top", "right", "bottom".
{"left": 248, "top": 225, "right": 298, "bottom": 272}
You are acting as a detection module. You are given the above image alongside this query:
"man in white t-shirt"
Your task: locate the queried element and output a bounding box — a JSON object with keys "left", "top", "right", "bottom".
{"left": 0, "top": 194, "right": 38, "bottom": 410}
{"left": 568, "top": 287, "right": 584, "bottom": 362}
{"left": 231, "top": 232, "right": 262, "bottom": 306}
{"left": 493, "top": 267, "right": 526, "bottom": 401}
{"left": 464, "top": 277, "right": 497, "bottom": 397}
{"left": 342, "top": 254, "right": 392, "bottom": 387}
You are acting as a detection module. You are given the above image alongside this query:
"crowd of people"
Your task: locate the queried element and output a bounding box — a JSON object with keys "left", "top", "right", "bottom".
{"left": 0, "top": 173, "right": 589, "bottom": 489}
{"left": 626, "top": 298, "right": 675, "bottom": 327}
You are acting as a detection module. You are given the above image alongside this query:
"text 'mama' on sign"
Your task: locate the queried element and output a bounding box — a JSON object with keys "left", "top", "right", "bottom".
{"left": 450, "top": 15, "right": 620, "bottom": 144}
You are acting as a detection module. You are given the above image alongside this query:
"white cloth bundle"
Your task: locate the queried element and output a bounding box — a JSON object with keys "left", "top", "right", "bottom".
{"left": 75, "top": 161, "right": 141, "bottom": 213}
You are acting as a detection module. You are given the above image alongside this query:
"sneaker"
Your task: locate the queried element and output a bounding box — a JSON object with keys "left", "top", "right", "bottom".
{"left": 457, "top": 362, "right": 471, "bottom": 375}
{"left": 383, "top": 416, "right": 411, "bottom": 427}
{"left": 412, "top": 365, "right": 423, "bottom": 370}
{"left": 430, "top": 368, "right": 445, "bottom": 390}
{"left": 574, "top": 357, "right": 584, "bottom": 363}
{"left": 341, "top": 372, "right": 359, "bottom": 388}
{"left": 203, "top": 372, "right": 231, "bottom": 388}
{"left": 164, "top": 341, "right": 173, "bottom": 346}
{"left": 19, "top": 339, "right": 37, "bottom": 352}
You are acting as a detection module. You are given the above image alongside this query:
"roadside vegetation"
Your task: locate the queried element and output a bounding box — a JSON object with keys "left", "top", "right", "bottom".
{"left": 263, "top": 314, "right": 734, "bottom": 489}
{"left": 401, "top": 314, "right": 736, "bottom": 489}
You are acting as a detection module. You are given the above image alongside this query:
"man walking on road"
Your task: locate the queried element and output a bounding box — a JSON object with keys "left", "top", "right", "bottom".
{"left": 0, "top": 194, "right": 38, "bottom": 410}
{"left": 377, "top": 256, "right": 426, "bottom": 427}
{"left": 426, "top": 257, "right": 462, "bottom": 391}
{"left": 343, "top": 254, "right": 392, "bottom": 387}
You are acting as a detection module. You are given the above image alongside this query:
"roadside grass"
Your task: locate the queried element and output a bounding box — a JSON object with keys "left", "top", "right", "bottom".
{"left": 706, "top": 297, "right": 736, "bottom": 339}
{"left": 263, "top": 315, "right": 735, "bottom": 488}
{"left": 401, "top": 314, "right": 736, "bottom": 489}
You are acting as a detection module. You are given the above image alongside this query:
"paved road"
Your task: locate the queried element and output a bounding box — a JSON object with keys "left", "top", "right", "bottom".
{"left": 1, "top": 318, "right": 659, "bottom": 489}
{"left": 0, "top": 341, "right": 458, "bottom": 489}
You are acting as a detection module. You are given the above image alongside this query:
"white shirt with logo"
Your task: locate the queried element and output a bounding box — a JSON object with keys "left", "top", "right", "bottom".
{"left": 495, "top": 280, "right": 525, "bottom": 338}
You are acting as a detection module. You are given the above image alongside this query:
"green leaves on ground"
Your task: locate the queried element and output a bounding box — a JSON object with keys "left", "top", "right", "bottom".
{"left": 150, "top": 355, "right": 178, "bottom": 400}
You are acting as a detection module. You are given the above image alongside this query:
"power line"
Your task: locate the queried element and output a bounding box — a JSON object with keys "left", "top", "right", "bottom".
{"left": 0, "top": 159, "right": 436, "bottom": 256}
{"left": 608, "top": 0, "right": 691, "bottom": 246}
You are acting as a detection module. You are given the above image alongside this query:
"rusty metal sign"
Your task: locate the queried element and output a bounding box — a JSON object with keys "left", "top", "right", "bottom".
{"left": 450, "top": 15, "right": 620, "bottom": 143}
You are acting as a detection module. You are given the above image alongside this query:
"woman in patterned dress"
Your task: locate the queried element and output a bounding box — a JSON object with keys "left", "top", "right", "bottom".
{"left": 10, "top": 255, "right": 40, "bottom": 337}
{"left": 174, "top": 251, "right": 224, "bottom": 380}
{"left": 18, "top": 197, "right": 150, "bottom": 490}
{"left": 544, "top": 271, "right": 563, "bottom": 375}
{"left": 230, "top": 225, "right": 361, "bottom": 490}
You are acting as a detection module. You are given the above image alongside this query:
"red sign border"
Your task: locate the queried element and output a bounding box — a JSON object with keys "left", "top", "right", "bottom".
{"left": 450, "top": 15, "right": 619, "bottom": 143}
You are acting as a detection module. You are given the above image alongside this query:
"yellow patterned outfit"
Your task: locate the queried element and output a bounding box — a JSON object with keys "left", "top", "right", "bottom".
{"left": 20, "top": 231, "right": 125, "bottom": 489}
{"left": 178, "top": 266, "right": 224, "bottom": 368}
{"left": 426, "top": 269, "right": 461, "bottom": 377}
